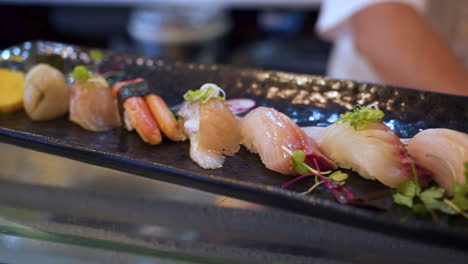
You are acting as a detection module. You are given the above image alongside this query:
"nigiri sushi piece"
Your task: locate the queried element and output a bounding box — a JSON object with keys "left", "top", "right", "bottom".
{"left": 240, "top": 107, "right": 336, "bottom": 175}
{"left": 317, "top": 121, "right": 412, "bottom": 188}
{"left": 112, "top": 78, "right": 162, "bottom": 144}
{"left": 113, "top": 78, "right": 185, "bottom": 144}
{"left": 69, "top": 68, "right": 121, "bottom": 132}
{"left": 178, "top": 84, "right": 240, "bottom": 169}
{"left": 123, "top": 96, "right": 162, "bottom": 144}
{"left": 145, "top": 94, "right": 186, "bottom": 142}
{"left": 406, "top": 128, "right": 468, "bottom": 195}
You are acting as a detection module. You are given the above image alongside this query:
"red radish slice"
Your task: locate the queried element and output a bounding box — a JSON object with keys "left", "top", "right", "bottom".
{"left": 226, "top": 98, "right": 256, "bottom": 115}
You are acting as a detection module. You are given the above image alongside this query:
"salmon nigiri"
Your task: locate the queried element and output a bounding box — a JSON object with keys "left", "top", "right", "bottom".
{"left": 240, "top": 107, "right": 336, "bottom": 175}
{"left": 178, "top": 84, "right": 240, "bottom": 169}
{"left": 69, "top": 66, "right": 120, "bottom": 132}
{"left": 406, "top": 128, "right": 468, "bottom": 195}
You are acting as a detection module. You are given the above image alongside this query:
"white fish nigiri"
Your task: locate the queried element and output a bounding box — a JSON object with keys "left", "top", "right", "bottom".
{"left": 317, "top": 122, "right": 412, "bottom": 188}
{"left": 178, "top": 84, "right": 240, "bottom": 169}
{"left": 406, "top": 128, "right": 468, "bottom": 195}
{"left": 240, "top": 107, "right": 336, "bottom": 175}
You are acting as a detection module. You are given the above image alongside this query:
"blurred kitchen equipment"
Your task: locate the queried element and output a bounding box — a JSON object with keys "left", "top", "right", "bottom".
{"left": 127, "top": 5, "right": 231, "bottom": 63}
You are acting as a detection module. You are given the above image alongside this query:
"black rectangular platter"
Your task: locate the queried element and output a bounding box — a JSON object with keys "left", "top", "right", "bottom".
{"left": 0, "top": 41, "right": 467, "bottom": 249}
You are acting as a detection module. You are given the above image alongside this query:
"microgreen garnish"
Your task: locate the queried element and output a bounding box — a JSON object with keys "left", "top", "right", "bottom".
{"left": 451, "top": 162, "right": 468, "bottom": 211}
{"left": 393, "top": 179, "right": 420, "bottom": 208}
{"left": 183, "top": 83, "right": 226, "bottom": 104}
{"left": 281, "top": 147, "right": 352, "bottom": 204}
{"left": 336, "top": 104, "right": 384, "bottom": 130}
{"left": 465, "top": 162, "right": 468, "bottom": 178}
{"left": 70, "top": 65, "right": 92, "bottom": 83}
{"left": 392, "top": 161, "right": 468, "bottom": 221}
{"left": 285, "top": 148, "right": 321, "bottom": 175}
{"left": 69, "top": 65, "right": 109, "bottom": 89}
{"left": 329, "top": 170, "right": 349, "bottom": 182}
{"left": 89, "top": 49, "right": 104, "bottom": 62}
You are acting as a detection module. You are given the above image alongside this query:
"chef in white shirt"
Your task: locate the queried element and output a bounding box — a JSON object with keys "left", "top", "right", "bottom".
{"left": 316, "top": 0, "right": 468, "bottom": 96}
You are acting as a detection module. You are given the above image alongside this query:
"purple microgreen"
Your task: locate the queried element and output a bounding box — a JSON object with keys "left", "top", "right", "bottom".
{"left": 282, "top": 146, "right": 331, "bottom": 175}
{"left": 301, "top": 181, "right": 323, "bottom": 195}
{"left": 281, "top": 173, "right": 315, "bottom": 189}
{"left": 312, "top": 158, "right": 355, "bottom": 204}
{"left": 281, "top": 146, "right": 355, "bottom": 204}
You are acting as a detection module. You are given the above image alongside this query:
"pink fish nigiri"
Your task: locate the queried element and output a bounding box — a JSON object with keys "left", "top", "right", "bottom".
{"left": 70, "top": 76, "right": 121, "bottom": 132}
{"left": 240, "top": 107, "right": 336, "bottom": 175}
{"left": 406, "top": 128, "right": 468, "bottom": 195}
{"left": 316, "top": 122, "right": 412, "bottom": 188}
{"left": 178, "top": 98, "right": 240, "bottom": 169}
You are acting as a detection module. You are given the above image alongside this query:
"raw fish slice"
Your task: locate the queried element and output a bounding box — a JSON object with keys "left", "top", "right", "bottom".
{"left": 199, "top": 99, "right": 240, "bottom": 156}
{"left": 69, "top": 78, "right": 121, "bottom": 132}
{"left": 240, "top": 107, "right": 335, "bottom": 175}
{"left": 178, "top": 98, "right": 240, "bottom": 169}
{"left": 406, "top": 128, "right": 468, "bottom": 195}
{"left": 318, "top": 122, "right": 412, "bottom": 188}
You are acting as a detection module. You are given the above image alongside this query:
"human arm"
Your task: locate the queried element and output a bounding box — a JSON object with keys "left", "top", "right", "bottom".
{"left": 351, "top": 2, "right": 468, "bottom": 96}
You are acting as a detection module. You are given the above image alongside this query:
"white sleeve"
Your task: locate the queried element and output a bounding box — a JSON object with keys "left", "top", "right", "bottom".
{"left": 316, "top": 0, "right": 427, "bottom": 41}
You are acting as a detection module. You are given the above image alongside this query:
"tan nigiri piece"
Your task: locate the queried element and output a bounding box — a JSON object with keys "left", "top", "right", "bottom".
{"left": 240, "top": 107, "right": 336, "bottom": 175}
{"left": 316, "top": 122, "right": 412, "bottom": 188}
{"left": 178, "top": 84, "right": 240, "bottom": 169}
{"left": 406, "top": 128, "right": 468, "bottom": 195}
{"left": 24, "top": 63, "right": 69, "bottom": 121}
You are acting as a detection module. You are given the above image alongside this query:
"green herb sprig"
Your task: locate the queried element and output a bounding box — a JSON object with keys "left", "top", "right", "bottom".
{"left": 393, "top": 161, "right": 468, "bottom": 220}
{"left": 449, "top": 162, "right": 468, "bottom": 213}
{"left": 89, "top": 49, "right": 104, "bottom": 62}
{"left": 183, "top": 83, "right": 226, "bottom": 104}
{"left": 69, "top": 65, "right": 109, "bottom": 89}
{"left": 69, "top": 65, "right": 92, "bottom": 83}
{"left": 336, "top": 104, "right": 384, "bottom": 130}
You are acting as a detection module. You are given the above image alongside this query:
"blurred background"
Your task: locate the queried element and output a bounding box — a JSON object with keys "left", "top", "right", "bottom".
{"left": 1, "top": 1, "right": 467, "bottom": 74}
{"left": 0, "top": 1, "right": 330, "bottom": 76}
